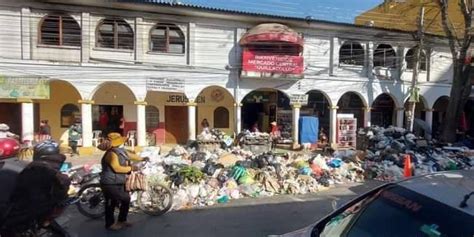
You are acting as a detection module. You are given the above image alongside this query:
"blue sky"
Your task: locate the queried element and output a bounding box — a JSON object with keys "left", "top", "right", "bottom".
{"left": 171, "top": 0, "right": 384, "bottom": 23}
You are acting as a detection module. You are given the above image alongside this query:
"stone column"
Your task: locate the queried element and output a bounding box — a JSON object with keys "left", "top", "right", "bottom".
{"left": 329, "top": 106, "right": 339, "bottom": 149}
{"left": 187, "top": 101, "right": 197, "bottom": 140}
{"left": 363, "top": 107, "right": 371, "bottom": 128}
{"left": 425, "top": 109, "right": 434, "bottom": 140}
{"left": 235, "top": 103, "right": 242, "bottom": 134}
{"left": 135, "top": 101, "right": 147, "bottom": 147}
{"left": 19, "top": 99, "right": 34, "bottom": 144}
{"left": 291, "top": 103, "right": 301, "bottom": 147}
{"left": 79, "top": 100, "right": 93, "bottom": 147}
{"left": 396, "top": 107, "right": 405, "bottom": 128}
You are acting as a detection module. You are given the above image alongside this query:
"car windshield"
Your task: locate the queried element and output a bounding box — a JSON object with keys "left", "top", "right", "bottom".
{"left": 320, "top": 185, "right": 474, "bottom": 237}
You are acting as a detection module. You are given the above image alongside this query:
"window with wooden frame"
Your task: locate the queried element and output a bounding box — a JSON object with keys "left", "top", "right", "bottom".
{"left": 339, "top": 41, "right": 364, "bottom": 66}
{"left": 150, "top": 23, "right": 185, "bottom": 54}
{"left": 96, "top": 18, "right": 134, "bottom": 50}
{"left": 374, "top": 44, "right": 397, "bottom": 68}
{"left": 213, "top": 107, "right": 229, "bottom": 128}
{"left": 405, "top": 47, "right": 427, "bottom": 71}
{"left": 39, "top": 14, "right": 81, "bottom": 47}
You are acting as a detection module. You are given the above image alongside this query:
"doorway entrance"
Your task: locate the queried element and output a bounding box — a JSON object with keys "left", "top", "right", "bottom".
{"left": 165, "top": 106, "right": 188, "bottom": 144}
{"left": 92, "top": 105, "right": 124, "bottom": 136}
{"left": 242, "top": 89, "right": 291, "bottom": 138}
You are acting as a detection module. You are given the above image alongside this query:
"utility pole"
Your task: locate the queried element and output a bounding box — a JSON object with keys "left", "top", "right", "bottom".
{"left": 407, "top": 6, "right": 425, "bottom": 132}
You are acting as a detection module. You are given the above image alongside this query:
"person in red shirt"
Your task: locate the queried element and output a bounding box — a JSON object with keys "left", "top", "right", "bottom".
{"left": 270, "top": 121, "right": 281, "bottom": 150}
{"left": 99, "top": 108, "right": 109, "bottom": 136}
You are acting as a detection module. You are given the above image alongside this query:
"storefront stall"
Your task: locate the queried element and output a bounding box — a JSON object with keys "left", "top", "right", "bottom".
{"left": 371, "top": 93, "right": 396, "bottom": 127}
{"left": 239, "top": 23, "right": 304, "bottom": 144}
{"left": 0, "top": 76, "right": 48, "bottom": 142}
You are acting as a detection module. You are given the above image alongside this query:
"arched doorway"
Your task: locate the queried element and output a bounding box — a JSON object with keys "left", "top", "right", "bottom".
{"left": 145, "top": 91, "right": 189, "bottom": 144}
{"left": 371, "top": 93, "right": 396, "bottom": 127}
{"left": 38, "top": 80, "right": 81, "bottom": 145}
{"left": 337, "top": 92, "right": 366, "bottom": 129}
{"left": 403, "top": 97, "right": 427, "bottom": 136}
{"left": 241, "top": 89, "right": 291, "bottom": 137}
{"left": 432, "top": 96, "right": 449, "bottom": 138}
{"left": 302, "top": 90, "right": 331, "bottom": 135}
{"left": 92, "top": 82, "right": 136, "bottom": 137}
{"left": 196, "top": 86, "right": 234, "bottom": 135}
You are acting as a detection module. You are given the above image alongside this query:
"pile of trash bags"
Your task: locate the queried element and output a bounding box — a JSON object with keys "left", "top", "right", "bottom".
{"left": 357, "top": 126, "right": 474, "bottom": 181}
{"left": 138, "top": 145, "right": 366, "bottom": 210}
{"left": 59, "top": 125, "right": 474, "bottom": 211}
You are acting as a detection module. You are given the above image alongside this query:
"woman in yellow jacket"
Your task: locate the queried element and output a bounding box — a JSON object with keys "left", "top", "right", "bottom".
{"left": 99, "top": 132, "right": 147, "bottom": 230}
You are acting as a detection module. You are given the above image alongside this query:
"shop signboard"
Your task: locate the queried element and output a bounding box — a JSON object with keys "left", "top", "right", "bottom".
{"left": 147, "top": 77, "right": 185, "bottom": 92}
{"left": 241, "top": 51, "right": 304, "bottom": 79}
{"left": 166, "top": 94, "right": 205, "bottom": 104}
{"left": 0, "top": 75, "right": 50, "bottom": 99}
{"left": 290, "top": 94, "right": 308, "bottom": 105}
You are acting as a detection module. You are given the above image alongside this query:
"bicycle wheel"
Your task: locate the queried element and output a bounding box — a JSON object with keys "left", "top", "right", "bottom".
{"left": 137, "top": 183, "right": 173, "bottom": 216}
{"left": 76, "top": 183, "right": 105, "bottom": 219}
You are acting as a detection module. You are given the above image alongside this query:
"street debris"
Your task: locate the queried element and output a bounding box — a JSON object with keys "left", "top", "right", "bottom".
{"left": 61, "top": 126, "right": 474, "bottom": 210}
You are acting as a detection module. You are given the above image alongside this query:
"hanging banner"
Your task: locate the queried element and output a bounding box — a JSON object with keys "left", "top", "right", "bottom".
{"left": 241, "top": 50, "right": 304, "bottom": 79}
{"left": 147, "top": 78, "right": 185, "bottom": 93}
{"left": 0, "top": 75, "right": 50, "bottom": 99}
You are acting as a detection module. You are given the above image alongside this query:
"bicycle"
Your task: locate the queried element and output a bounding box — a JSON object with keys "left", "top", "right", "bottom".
{"left": 74, "top": 161, "right": 173, "bottom": 219}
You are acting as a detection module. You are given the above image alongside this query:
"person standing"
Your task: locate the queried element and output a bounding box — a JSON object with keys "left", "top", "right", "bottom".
{"left": 68, "top": 119, "right": 82, "bottom": 156}
{"left": 109, "top": 107, "right": 120, "bottom": 133}
{"left": 38, "top": 120, "right": 51, "bottom": 142}
{"left": 270, "top": 121, "right": 281, "bottom": 150}
{"left": 201, "top": 118, "right": 210, "bottom": 134}
{"left": 99, "top": 132, "right": 147, "bottom": 230}
{"left": 99, "top": 108, "right": 109, "bottom": 136}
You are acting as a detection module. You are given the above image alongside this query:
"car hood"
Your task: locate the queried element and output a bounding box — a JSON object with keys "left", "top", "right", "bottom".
{"left": 270, "top": 225, "right": 314, "bottom": 237}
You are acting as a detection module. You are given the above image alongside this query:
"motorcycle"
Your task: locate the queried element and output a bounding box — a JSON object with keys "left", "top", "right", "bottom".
{"left": 72, "top": 160, "right": 173, "bottom": 218}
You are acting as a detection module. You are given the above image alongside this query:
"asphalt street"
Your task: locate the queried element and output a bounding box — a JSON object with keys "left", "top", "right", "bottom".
{"left": 60, "top": 180, "right": 383, "bottom": 237}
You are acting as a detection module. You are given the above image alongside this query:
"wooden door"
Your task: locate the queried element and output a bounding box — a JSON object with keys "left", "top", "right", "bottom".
{"left": 165, "top": 106, "right": 188, "bottom": 144}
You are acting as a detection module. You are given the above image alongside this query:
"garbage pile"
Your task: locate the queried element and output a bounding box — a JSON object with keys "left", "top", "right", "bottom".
{"left": 59, "top": 126, "right": 474, "bottom": 211}
{"left": 196, "top": 128, "right": 233, "bottom": 152}
{"left": 138, "top": 146, "right": 365, "bottom": 210}
{"left": 356, "top": 126, "right": 474, "bottom": 181}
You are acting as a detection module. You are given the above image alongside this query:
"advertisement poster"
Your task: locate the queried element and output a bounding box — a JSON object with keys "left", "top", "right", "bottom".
{"left": 0, "top": 75, "right": 50, "bottom": 99}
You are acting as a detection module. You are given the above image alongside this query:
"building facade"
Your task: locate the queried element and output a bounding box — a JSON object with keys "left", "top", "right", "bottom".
{"left": 0, "top": 0, "right": 460, "bottom": 150}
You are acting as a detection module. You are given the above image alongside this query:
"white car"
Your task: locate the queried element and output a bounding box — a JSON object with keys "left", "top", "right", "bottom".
{"left": 276, "top": 170, "right": 474, "bottom": 237}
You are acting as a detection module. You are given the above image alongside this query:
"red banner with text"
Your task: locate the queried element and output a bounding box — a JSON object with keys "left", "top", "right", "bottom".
{"left": 242, "top": 51, "right": 304, "bottom": 75}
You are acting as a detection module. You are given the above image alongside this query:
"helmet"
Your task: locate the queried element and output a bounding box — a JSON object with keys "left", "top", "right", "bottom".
{"left": 33, "top": 140, "right": 60, "bottom": 161}
{"left": 0, "top": 138, "right": 20, "bottom": 159}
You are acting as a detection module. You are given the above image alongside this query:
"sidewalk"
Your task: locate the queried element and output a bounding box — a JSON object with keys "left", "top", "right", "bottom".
{"left": 66, "top": 143, "right": 179, "bottom": 167}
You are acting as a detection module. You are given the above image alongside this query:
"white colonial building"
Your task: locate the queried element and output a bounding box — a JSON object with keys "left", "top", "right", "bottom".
{"left": 0, "top": 0, "right": 461, "bottom": 151}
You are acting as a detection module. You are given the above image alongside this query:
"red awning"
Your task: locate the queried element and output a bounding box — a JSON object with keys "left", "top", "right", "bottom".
{"left": 239, "top": 23, "right": 304, "bottom": 46}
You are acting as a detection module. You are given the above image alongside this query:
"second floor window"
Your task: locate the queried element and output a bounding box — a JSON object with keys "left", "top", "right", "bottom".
{"left": 374, "top": 44, "right": 397, "bottom": 68}
{"left": 406, "top": 47, "right": 427, "bottom": 71}
{"left": 150, "top": 23, "right": 185, "bottom": 54}
{"left": 97, "top": 18, "right": 134, "bottom": 50}
{"left": 339, "top": 41, "right": 364, "bottom": 66}
{"left": 40, "top": 14, "right": 81, "bottom": 47}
